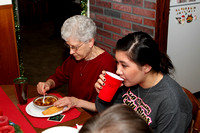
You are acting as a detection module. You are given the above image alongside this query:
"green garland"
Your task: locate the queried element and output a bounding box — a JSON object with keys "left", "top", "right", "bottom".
{"left": 12, "top": 0, "right": 24, "bottom": 77}
{"left": 81, "top": 0, "right": 88, "bottom": 16}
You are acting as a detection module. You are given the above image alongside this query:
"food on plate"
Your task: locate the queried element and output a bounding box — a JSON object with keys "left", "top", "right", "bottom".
{"left": 42, "top": 106, "right": 64, "bottom": 115}
{"left": 34, "top": 96, "right": 57, "bottom": 106}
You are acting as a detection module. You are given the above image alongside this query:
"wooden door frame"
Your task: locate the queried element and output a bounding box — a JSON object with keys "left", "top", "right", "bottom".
{"left": 0, "top": 5, "right": 20, "bottom": 84}
{"left": 155, "top": 0, "right": 170, "bottom": 53}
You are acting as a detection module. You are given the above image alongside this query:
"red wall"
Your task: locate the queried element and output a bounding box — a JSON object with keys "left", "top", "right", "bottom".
{"left": 90, "top": 0, "right": 156, "bottom": 55}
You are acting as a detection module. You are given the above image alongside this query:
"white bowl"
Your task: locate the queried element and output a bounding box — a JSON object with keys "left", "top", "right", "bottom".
{"left": 33, "top": 95, "right": 58, "bottom": 109}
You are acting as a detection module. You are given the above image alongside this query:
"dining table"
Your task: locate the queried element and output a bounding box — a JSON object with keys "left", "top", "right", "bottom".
{"left": 0, "top": 85, "right": 92, "bottom": 133}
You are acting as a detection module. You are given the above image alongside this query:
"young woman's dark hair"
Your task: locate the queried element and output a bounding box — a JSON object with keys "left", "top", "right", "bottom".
{"left": 79, "top": 104, "right": 153, "bottom": 133}
{"left": 116, "top": 31, "right": 174, "bottom": 74}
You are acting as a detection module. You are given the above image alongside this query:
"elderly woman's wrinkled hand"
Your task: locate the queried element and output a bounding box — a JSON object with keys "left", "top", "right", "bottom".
{"left": 53, "top": 96, "right": 79, "bottom": 112}
{"left": 37, "top": 82, "right": 50, "bottom": 95}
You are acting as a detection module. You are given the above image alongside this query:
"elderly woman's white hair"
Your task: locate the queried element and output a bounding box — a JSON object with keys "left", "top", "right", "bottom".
{"left": 61, "top": 15, "right": 96, "bottom": 42}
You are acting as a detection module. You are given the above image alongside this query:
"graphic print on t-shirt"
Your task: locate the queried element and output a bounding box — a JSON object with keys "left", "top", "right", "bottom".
{"left": 122, "top": 88, "right": 152, "bottom": 125}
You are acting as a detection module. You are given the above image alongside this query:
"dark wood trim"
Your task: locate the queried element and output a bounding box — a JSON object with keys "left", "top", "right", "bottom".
{"left": 155, "top": 0, "right": 170, "bottom": 53}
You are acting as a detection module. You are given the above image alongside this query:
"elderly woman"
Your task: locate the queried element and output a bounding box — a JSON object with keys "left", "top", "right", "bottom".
{"left": 37, "top": 15, "right": 116, "bottom": 112}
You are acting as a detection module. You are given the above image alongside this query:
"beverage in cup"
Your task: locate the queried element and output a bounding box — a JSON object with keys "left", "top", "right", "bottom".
{"left": 13, "top": 77, "right": 28, "bottom": 104}
{"left": 98, "top": 71, "right": 124, "bottom": 102}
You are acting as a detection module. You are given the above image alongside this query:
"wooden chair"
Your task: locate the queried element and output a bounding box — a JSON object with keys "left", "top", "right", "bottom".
{"left": 182, "top": 87, "right": 200, "bottom": 133}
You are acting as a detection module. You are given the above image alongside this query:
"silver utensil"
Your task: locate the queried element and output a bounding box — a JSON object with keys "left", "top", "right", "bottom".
{"left": 42, "top": 84, "right": 45, "bottom": 104}
{"left": 42, "top": 94, "right": 45, "bottom": 104}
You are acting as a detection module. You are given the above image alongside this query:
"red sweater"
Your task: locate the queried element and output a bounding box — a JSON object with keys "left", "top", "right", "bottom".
{"left": 48, "top": 51, "right": 116, "bottom": 102}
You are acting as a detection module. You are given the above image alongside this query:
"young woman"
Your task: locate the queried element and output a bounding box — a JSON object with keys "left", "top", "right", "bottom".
{"left": 95, "top": 31, "right": 192, "bottom": 132}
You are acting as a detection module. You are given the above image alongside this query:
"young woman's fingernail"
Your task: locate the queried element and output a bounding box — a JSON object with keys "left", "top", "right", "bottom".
{"left": 103, "top": 83, "right": 105, "bottom": 86}
{"left": 103, "top": 78, "right": 106, "bottom": 81}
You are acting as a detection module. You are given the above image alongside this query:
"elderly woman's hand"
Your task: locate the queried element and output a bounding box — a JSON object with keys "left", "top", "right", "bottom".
{"left": 37, "top": 79, "right": 55, "bottom": 95}
{"left": 53, "top": 96, "right": 79, "bottom": 112}
{"left": 37, "top": 82, "right": 50, "bottom": 95}
{"left": 94, "top": 70, "right": 106, "bottom": 93}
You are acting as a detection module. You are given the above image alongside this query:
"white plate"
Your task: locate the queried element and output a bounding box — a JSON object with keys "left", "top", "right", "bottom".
{"left": 42, "top": 126, "right": 78, "bottom": 133}
{"left": 26, "top": 101, "right": 65, "bottom": 117}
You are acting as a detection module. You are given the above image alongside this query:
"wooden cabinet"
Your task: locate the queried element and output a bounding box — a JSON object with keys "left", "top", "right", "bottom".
{"left": 0, "top": 4, "right": 20, "bottom": 84}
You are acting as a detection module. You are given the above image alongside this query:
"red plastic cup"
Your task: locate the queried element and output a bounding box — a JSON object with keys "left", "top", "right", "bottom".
{"left": 98, "top": 71, "right": 124, "bottom": 102}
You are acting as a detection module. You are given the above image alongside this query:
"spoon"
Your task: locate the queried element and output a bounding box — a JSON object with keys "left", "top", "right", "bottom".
{"left": 42, "top": 84, "right": 45, "bottom": 104}
{"left": 42, "top": 94, "right": 45, "bottom": 104}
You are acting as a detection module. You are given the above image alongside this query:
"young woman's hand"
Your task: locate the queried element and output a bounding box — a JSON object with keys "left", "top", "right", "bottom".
{"left": 94, "top": 70, "right": 106, "bottom": 93}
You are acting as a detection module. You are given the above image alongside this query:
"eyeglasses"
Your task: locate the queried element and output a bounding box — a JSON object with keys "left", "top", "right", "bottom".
{"left": 64, "top": 41, "right": 86, "bottom": 51}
